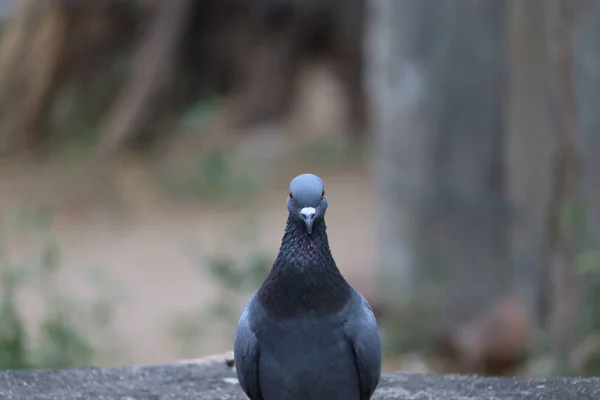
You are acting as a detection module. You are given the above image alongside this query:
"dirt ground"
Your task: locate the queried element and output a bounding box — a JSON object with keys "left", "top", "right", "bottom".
{"left": 0, "top": 64, "right": 382, "bottom": 367}
{"left": 0, "top": 160, "right": 377, "bottom": 366}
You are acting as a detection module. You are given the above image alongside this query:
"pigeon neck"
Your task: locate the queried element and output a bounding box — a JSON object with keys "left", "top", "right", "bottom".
{"left": 258, "top": 214, "right": 352, "bottom": 318}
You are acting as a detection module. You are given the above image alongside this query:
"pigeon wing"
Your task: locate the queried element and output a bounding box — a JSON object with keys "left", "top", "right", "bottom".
{"left": 234, "top": 299, "right": 263, "bottom": 400}
{"left": 344, "top": 293, "right": 382, "bottom": 399}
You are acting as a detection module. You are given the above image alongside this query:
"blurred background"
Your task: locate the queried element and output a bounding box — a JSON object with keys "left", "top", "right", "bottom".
{"left": 0, "top": 0, "right": 599, "bottom": 379}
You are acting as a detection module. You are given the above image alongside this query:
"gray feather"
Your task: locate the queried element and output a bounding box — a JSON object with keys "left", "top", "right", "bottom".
{"left": 234, "top": 295, "right": 262, "bottom": 400}
{"left": 344, "top": 295, "right": 382, "bottom": 399}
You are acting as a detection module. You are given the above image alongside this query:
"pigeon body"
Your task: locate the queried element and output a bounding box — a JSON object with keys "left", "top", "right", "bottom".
{"left": 234, "top": 173, "right": 381, "bottom": 400}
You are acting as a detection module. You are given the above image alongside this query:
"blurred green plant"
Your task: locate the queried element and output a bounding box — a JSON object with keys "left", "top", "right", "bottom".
{"left": 169, "top": 221, "right": 271, "bottom": 356}
{"left": 192, "top": 146, "right": 260, "bottom": 201}
{"left": 378, "top": 284, "right": 444, "bottom": 358}
{"left": 158, "top": 144, "right": 264, "bottom": 203}
{"left": 180, "top": 97, "right": 219, "bottom": 131}
{"left": 160, "top": 100, "right": 365, "bottom": 205}
{"left": 159, "top": 97, "right": 259, "bottom": 202}
{"left": 49, "top": 55, "right": 135, "bottom": 159}
{"left": 575, "top": 248, "right": 600, "bottom": 375}
{"left": 293, "top": 136, "right": 363, "bottom": 167}
{"left": 553, "top": 196, "right": 600, "bottom": 376}
{"left": 0, "top": 207, "right": 118, "bottom": 369}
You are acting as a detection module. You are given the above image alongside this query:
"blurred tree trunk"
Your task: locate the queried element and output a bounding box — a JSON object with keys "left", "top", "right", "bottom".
{"left": 571, "top": 0, "right": 600, "bottom": 372}
{"left": 0, "top": 0, "right": 68, "bottom": 153}
{"left": 507, "top": 0, "right": 555, "bottom": 339}
{"left": 0, "top": 0, "right": 138, "bottom": 156}
{"left": 93, "top": 0, "right": 194, "bottom": 163}
{"left": 369, "top": 0, "right": 600, "bottom": 374}
{"left": 367, "top": 0, "right": 430, "bottom": 305}
{"left": 576, "top": 2, "right": 600, "bottom": 248}
{"left": 368, "top": 0, "right": 531, "bottom": 372}
{"left": 369, "top": 0, "right": 510, "bottom": 316}
{"left": 545, "top": 0, "right": 582, "bottom": 361}
{"left": 505, "top": 0, "right": 600, "bottom": 372}
{"left": 424, "top": 2, "right": 510, "bottom": 328}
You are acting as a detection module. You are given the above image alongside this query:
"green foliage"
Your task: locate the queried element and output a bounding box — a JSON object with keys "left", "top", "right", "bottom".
{"left": 557, "top": 197, "right": 600, "bottom": 376}
{"left": 0, "top": 268, "right": 29, "bottom": 369}
{"left": 203, "top": 252, "right": 271, "bottom": 294}
{"left": 378, "top": 285, "right": 444, "bottom": 356}
{"left": 159, "top": 97, "right": 266, "bottom": 203}
{"left": 0, "top": 208, "right": 117, "bottom": 369}
{"left": 169, "top": 223, "right": 271, "bottom": 355}
{"left": 192, "top": 146, "right": 258, "bottom": 201}
{"left": 180, "top": 98, "right": 219, "bottom": 131}
{"left": 169, "top": 314, "right": 208, "bottom": 356}
{"left": 159, "top": 144, "right": 264, "bottom": 203}
{"left": 48, "top": 55, "right": 135, "bottom": 158}
{"left": 576, "top": 250, "right": 600, "bottom": 376}
{"left": 576, "top": 249, "right": 600, "bottom": 275}
{"left": 293, "top": 136, "right": 363, "bottom": 167}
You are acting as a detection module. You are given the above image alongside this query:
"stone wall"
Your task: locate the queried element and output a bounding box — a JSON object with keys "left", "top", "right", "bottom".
{"left": 0, "top": 353, "right": 598, "bottom": 399}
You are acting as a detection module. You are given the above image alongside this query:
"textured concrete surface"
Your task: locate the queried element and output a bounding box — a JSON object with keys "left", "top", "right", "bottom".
{"left": 0, "top": 357, "right": 599, "bottom": 400}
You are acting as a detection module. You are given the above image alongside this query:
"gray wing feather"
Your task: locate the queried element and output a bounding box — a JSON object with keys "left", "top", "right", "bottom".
{"left": 345, "top": 293, "right": 382, "bottom": 399}
{"left": 234, "top": 300, "right": 262, "bottom": 400}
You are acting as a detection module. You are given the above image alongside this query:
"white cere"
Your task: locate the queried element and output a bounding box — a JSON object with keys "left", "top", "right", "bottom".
{"left": 300, "top": 207, "right": 316, "bottom": 216}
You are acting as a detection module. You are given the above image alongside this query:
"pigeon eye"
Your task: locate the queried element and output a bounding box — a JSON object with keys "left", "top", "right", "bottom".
{"left": 321, "top": 189, "right": 325, "bottom": 198}
{"left": 289, "top": 192, "right": 294, "bottom": 199}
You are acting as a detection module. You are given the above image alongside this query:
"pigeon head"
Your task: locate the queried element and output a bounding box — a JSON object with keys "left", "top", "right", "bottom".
{"left": 258, "top": 172, "right": 349, "bottom": 318}
{"left": 287, "top": 173, "right": 328, "bottom": 235}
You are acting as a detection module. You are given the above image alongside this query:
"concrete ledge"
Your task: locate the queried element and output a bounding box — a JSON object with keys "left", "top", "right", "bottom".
{"left": 0, "top": 353, "right": 599, "bottom": 399}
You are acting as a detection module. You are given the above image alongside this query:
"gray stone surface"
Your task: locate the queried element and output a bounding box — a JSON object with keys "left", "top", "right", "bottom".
{"left": 0, "top": 360, "right": 599, "bottom": 399}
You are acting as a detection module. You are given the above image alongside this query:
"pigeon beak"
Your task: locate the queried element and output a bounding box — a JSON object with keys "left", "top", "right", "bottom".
{"left": 300, "top": 207, "right": 316, "bottom": 235}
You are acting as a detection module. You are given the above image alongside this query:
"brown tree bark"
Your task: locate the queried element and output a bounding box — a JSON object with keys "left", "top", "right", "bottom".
{"left": 545, "top": 0, "right": 582, "bottom": 361}
{"left": 93, "top": 0, "right": 195, "bottom": 163}
{"left": 368, "top": 0, "right": 533, "bottom": 374}
{"left": 0, "top": 0, "right": 140, "bottom": 156}
{"left": 0, "top": 0, "right": 68, "bottom": 154}
{"left": 507, "top": 0, "right": 555, "bottom": 339}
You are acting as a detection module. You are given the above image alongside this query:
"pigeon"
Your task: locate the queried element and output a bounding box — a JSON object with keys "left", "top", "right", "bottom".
{"left": 234, "top": 173, "right": 382, "bottom": 400}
